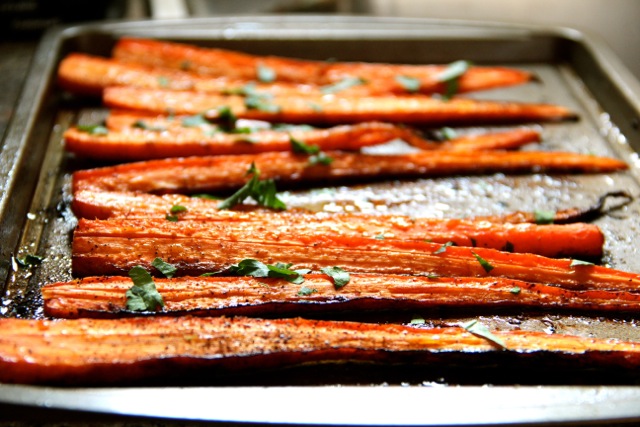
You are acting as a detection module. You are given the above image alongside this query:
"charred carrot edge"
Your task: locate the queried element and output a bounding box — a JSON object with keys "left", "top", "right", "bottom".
{"left": 43, "top": 273, "right": 640, "bottom": 319}
{"left": 2, "top": 315, "right": 640, "bottom": 385}
{"left": 64, "top": 121, "right": 427, "bottom": 160}
{"left": 67, "top": 203, "right": 604, "bottom": 258}
{"left": 71, "top": 151, "right": 627, "bottom": 195}
{"left": 102, "top": 87, "right": 576, "bottom": 125}
{"left": 113, "top": 38, "right": 534, "bottom": 94}
{"left": 71, "top": 218, "right": 638, "bottom": 291}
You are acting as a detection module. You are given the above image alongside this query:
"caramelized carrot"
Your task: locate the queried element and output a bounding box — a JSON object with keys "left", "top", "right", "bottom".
{"left": 102, "top": 86, "right": 576, "bottom": 125}
{"left": 113, "top": 38, "right": 534, "bottom": 94}
{"left": 64, "top": 120, "right": 426, "bottom": 160}
{"left": 409, "top": 128, "right": 541, "bottom": 151}
{"left": 2, "top": 315, "right": 640, "bottom": 385}
{"left": 43, "top": 273, "right": 640, "bottom": 319}
{"left": 71, "top": 218, "right": 639, "bottom": 291}
{"left": 71, "top": 151, "right": 628, "bottom": 195}
{"left": 67, "top": 203, "right": 603, "bottom": 258}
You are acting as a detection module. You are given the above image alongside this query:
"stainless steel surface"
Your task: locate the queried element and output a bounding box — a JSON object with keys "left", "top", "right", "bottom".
{"left": 3, "top": 15, "right": 640, "bottom": 424}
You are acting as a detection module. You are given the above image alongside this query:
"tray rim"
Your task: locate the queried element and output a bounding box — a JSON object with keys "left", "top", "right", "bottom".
{"left": 4, "top": 14, "right": 640, "bottom": 425}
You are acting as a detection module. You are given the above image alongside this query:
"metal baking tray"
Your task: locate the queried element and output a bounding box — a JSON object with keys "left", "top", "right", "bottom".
{"left": 3, "top": 15, "right": 640, "bottom": 425}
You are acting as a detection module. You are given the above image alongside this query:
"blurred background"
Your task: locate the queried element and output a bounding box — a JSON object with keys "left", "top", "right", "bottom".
{"left": 2, "top": 0, "right": 639, "bottom": 79}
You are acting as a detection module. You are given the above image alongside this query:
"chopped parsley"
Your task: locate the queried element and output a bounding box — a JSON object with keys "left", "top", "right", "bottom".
{"left": 395, "top": 75, "right": 421, "bottom": 93}
{"left": 216, "top": 106, "right": 238, "bottom": 132}
{"left": 132, "top": 120, "right": 166, "bottom": 132}
{"left": 181, "top": 114, "right": 212, "bottom": 128}
{"left": 77, "top": 124, "right": 108, "bottom": 135}
{"left": 439, "top": 127, "right": 458, "bottom": 141}
{"left": 151, "top": 257, "right": 177, "bottom": 278}
{"left": 433, "top": 241, "right": 456, "bottom": 255}
{"left": 125, "top": 266, "right": 164, "bottom": 312}
{"left": 321, "top": 77, "right": 366, "bottom": 94}
{"left": 15, "top": 254, "right": 43, "bottom": 268}
{"left": 308, "top": 152, "right": 334, "bottom": 166}
{"left": 222, "top": 259, "right": 307, "bottom": 284}
{"left": 436, "top": 60, "right": 472, "bottom": 99}
{"left": 170, "top": 205, "right": 188, "bottom": 214}
{"left": 463, "top": 319, "right": 506, "bottom": 349}
{"left": 290, "top": 136, "right": 320, "bottom": 155}
{"left": 157, "top": 76, "right": 170, "bottom": 88}
{"left": 297, "top": 286, "right": 318, "bottom": 296}
{"left": 471, "top": 251, "right": 495, "bottom": 273}
{"left": 257, "top": 64, "right": 276, "bottom": 83}
{"left": 570, "top": 259, "right": 595, "bottom": 267}
{"left": 218, "top": 163, "right": 286, "bottom": 210}
{"left": 534, "top": 209, "right": 556, "bottom": 225}
{"left": 245, "top": 95, "right": 281, "bottom": 113}
{"left": 409, "top": 316, "right": 426, "bottom": 325}
{"left": 510, "top": 286, "right": 521, "bottom": 295}
{"left": 320, "top": 266, "right": 350, "bottom": 289}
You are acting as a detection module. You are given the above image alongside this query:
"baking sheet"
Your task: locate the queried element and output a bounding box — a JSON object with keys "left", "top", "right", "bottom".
{"left": 3, "top": 15, "right": 640, "bottom": 424}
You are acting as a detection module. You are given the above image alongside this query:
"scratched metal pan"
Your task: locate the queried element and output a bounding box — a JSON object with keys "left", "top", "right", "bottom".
{"left": 3, "top": 15, "right": 640, "bottom": 425}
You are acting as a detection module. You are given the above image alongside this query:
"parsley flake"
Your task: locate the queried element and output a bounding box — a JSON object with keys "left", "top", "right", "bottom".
{"left": 321, "top": 77, "right": 366, "bottom": 94}
{"left": 126, "top": 266, "right": 164, "bottom": 312}
{"left": 471, "top": 251, "right": 495, "bottom": 273}
{"left": 290, "top": 136, "right": 320, "bottom": 155}
{"left": 226, "top": 259, "right": 306, "bottom": 284}
{"left": 181, "top": 114, "right": 212, "bottom": 128}
{"left": 257, "top": 64, "right": 276, "bottom": 83}
{"left": 409, "top": 316, "right": 426, "bottom": 325}
{"left": 463, "top": 320, "right": 506, "bottom": 348}
{"left": 510, "top": 286, "right": 521, "bottom": 295}
{"left": 395, "top": 75, "right": 421, "bottom": 93}
{"left": 170, "top": 205, "right": 188, "bottom": 214}
{"left": 570, "top": 259, "right": 595, "bottom": 267}
{"left": 440, "top": 127, "right": 458, "bottom": 141}
{"left": 218, "top": 163, "right": 286, "bottom": 210}
{"left": 436, "top": 60, "right": 472, "bottom": 99}
{"left": 534, "top": 209, "right": 556, "bottom": 225}
{"left": 308, "top": 152, "right": 334, "bottom": 166}
{"left": 434, "top": 241, "right": 456, "bottom": 255}
{"left": 15, "top": 254, "right": 43, "bottom": 268}
{"left": 77, "top": 124, "right": 108, "bottom": 135}
{"left": 297, "top": 286, "right": 318, "bottom": 296}
{"left": 151, "top": 257, "right": 177, "bottom": 278}
{"left": 245, "top": 96, "right": 281, "bottom": 113}
{"left": 320, "top": 266, "right": 350, "bottom": 289}
{"left": 132, "top": 120, "right": 166, "bottom": 132}
{"left": 157, "top": 76, "right": 170, "bottom": 88}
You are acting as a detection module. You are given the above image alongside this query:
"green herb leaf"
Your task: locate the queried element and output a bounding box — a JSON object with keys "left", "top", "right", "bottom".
{"left": 440, "top": 127, "right": 458, "bottom": 141}
{"left": 218, "top": 163, "right": 286, "bottom": 211}
{"left": 534, "top": 209, "right": 556, "bottom": 225}
{"left": 395, "top": 75, "right": 421, "bottom": 93}
{"left": 257, "top": 64, "right": 276, "bottom": 83}
{"left": 77, "top": 124, "right": 108, "bottom": 135}
{"left": 226, "top": 259, "right": 305, "bottom": 284}
{"left": 307, "top": 102, "right": 324, "bottom": 112}
{"left": 510, "top": 286, "right": 521, "bottom": 295}
{"left": 297, "top": 286, "right": 318, "bottom": 296}
{"left": 290, "top": 136, "right": 320, "bottom": 155}
{"left": 434, "top": 241, "right": 456, "bottom": 255}
{"left": 463, "top": 319, "right": 506, "bottom": 348}
{"left": 308, "top": 152, "right": 334, "bottom": 166}
{"left": 132, "top": 120, "right": 166, "bottom": 132}
{"left": 570, "top": 259, "right": 595, "bottom": 267}
{"left": 170, "top": 205, "right": 188, "bottom": 214}
{"left": 181, "top": 114, "right": 212, "bottom": 128}
{"left": 320, "top": 266, "right": 350, "bottom": 289}
{"left": 151, "top": 257, "right": 177, "bottom": 278}
{"left": 191, "top": 193, "right": 221, "bottom": 200}
{"left": 472, "top": 251, "right": 495, "bottom": 273}
{"left": 158, "top": 76, "right": 170, "bottom": 88}
{"left": 216, "top": 106, "right": 238, "bottom": 132}
{"left": 374, "top": 233, "right": 385, "bottom": 240}
{"left": 409, "top": 316, "right": 426, "bottom": 325}
{"left": 436, "top": 60, "right": 472, "bottom": 99}
{"left": 126, "top": 266, "right": 164, "bottom": 311}
{"left": 245, "top": 95, "right": 281, "bottom": 113}
{"left": 321, "top": 77, "right": 366, "bottom": 94}
{"left": 165, "top": 214, "right": 179, "bottom": 222}
{"left": 15, "top": 254, "right": 43, "bottom": 268}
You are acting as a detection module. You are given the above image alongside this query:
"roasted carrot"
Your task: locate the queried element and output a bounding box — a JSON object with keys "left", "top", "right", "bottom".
{"left": 112, "top": 38, "right": 534, "bottom": 94}
{"left": 2, "top": 315, "right": 640, "bottom": 385}
{"left": 67, "top": 204, "right": 603, "bottom": 258}
{"left": 102, "top": 87, "right": 576, "bottom": 125}
{"left": 72, "top": 151, "right": 627, "bottom": 195}
{"left": 409, "top": 127, "right": 541, "bottom": 151}
{"left": 43, "top": 273, "right": 640, "bottom": 319}
{"left": 71, "top": 218, "right": 638, "bottom": 291}
{"left": 64, "top": 120, "right": 427, "bottom": 160}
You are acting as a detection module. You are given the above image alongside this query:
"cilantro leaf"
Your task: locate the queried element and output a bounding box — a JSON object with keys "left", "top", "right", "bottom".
{"left": 181, "top": 114, "right": 213, "bottom": 128}
{"left": 218, "top": 163, "right": 286, "bottom": 210}
{"left": 463, "top": 319, "right": 506, "bottom": 349}
{"left": 409, "top": 316, "right": 426, "bottom": 325}
{"left": 570, "top": 259, "right": 595, "bottom": 267}
{"left": 297, "top": 286, "right": 318, "bottom": 296}
{"left": 472, "top": 251, "right": 495, "bottom": 273}
{"left": 395, "top": 75, "right": 421, "bottom": 93}
{"left": 216, "top": 106, "right": 238, "bottom": 132}
{"left": 132, "top": 120, "right": 166, "bottom": 132}
{"left": 245, "top": 96, "right": 281, "bottom": 113}
{"left": 170, "top": 205, "right": 188, "bottom": 214}
{"left": 257, "top": 64, "right": 276, "bottom": 83}
{"left": 290, "top": 136, "right": 320, "bottom": 155}
{"left": 510, "top": 286, "right": 521, "bottom": 295}
{"left": 77, "top": 124, "right": 108, "bottom": 135}
{"left": 434, "top": 241, "right": 456, "bottom": 255}
{"left": 226, "top": 259, "right": 305, "bottom": 284}
{"left": 439, "top": 127, "right": 458, "bottom": 141}
{"left": 151, "top": 257, "right": 177, "bottom": 278}
{"left": 126, "top": 266, "right": 164, "bottom": 311}
{"left": 320, "top": 266, "right": 350, "bottom": 289}
{"left": 15, "top": 254, "right": 43, "bottom": 268}
{"left": 308, "top": 152, "right": 334, "bottom": 166}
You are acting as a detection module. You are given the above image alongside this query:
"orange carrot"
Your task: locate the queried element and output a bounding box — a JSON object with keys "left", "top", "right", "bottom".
{"left": 2, "top": 315, "right": 640, "bottom": 384}
{"left": 102, "top": 86, "right": 576, "bottom": 125}
{"left": 71, "top": 217, "right": 638, "bottom": 291}
{"left": 113, "top": 37, "right": 534, "bottom": 94}
{"left": 43, "top": 273, "right": 640, "bottom": 319}
{"left": 64, "top": 120, "right": 426, "bottom": 160}
{"left": 71, "top": 151, "right": 627, "bottom": 195}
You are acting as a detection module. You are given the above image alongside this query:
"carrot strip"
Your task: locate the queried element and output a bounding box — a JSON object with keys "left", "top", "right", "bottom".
{"left": 113, "top": 37, "right": 534, "bottom": 94}
{"left": 410, "top": 128, "right": 541, "bottom": 151}
{"left": 43, "top": 273, "right": 640, "bottom": 319}
{"left": 71, "top": 151, "right": 627, "bottom": 195}
{"left": 2, "top": 315, "right": 640, "bottom": 385}
{"left": 102, "top": 86, "right": 576, "bottom": 125}
{"left": 71, "top": 218, "right": 638, "bottom": 291}
{"left": 64, "top": 120, "right": 426, "bottom": 160}
{"left": 68, "top": 202, "right": 603, "bottom": 258}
